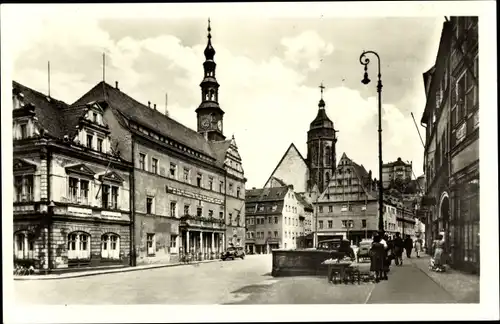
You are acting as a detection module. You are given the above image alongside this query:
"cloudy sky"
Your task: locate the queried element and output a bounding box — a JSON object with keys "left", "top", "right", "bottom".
{"left": 5, "top": 4, "right": 453, "bottom": 189}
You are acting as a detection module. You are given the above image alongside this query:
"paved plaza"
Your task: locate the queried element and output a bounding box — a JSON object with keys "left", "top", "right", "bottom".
{"left": 14, "top": 253, "right": 479, "bottom": 305}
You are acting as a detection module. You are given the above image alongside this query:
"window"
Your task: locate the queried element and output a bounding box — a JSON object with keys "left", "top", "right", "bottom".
{"left": 14, "top": 175, "right": 34, "bottom": 202}
{"left": 170, "top": 202, "right": 177, "bottom": 218}
{"left": 362, "top": 219, "right": 367, "bottom": 228}
{"left": 325, "top": 146, "right": 331, "bottom": 166}
{"left": 274, "top": 231, "right": 278, "bottom": 238}
{"left": 101, "top": 184, "right": 118, "bottom": 209}
{"left": 219, "top": 181, "right": 224, "bottom": 193}
{"left": 329, "top": 206, "right": 333, "bottom": 212}
{"left": 258, "top": 206, "right": 264, "bottom": 212}
{"left": 20, "top": 124, "right": 28, "bottom": 139}
{"left": 272, "top": 205, "right": 277, "bottom": 211}
{"left": 67, "top": 232, "right": 90, "bottom": 259}
{"left": 97, "top": 138, "right": 103, "bottom": 152}
{"left": 152, "top": 158, "right": 158, "bottom": 174}
{"left": 208, "top": 177, "right": 214, "bottom": 190}
{"left": 169, "top": 163, "right": 177, "bottom": 178}
{"left": 69, "top": 177, "right": 79, "bottom": 203}
{"left": 139, "top": 154, "right": 146, "bottom": 170}
{"left": 80, "top": 180, "right": 89, "bottom": 205}
{"left": 268, "top": 231, "right": 272, "bottom": 238}
{"left": 111, "top": 186, "right": 118, "bottom": 209}
{"left": 146, "top": 196, "right": 154, "bottom": 214}
{"left": 93, "top": 112, "right": 98, "bottom": 123}
{"left": 319, "top": 206, "right": 323, "bottom": 213}
{"left": 184, "top": 204, "right": 190, "bottom": 216}
{"left": 197, "top": 173, "right": 202, "bottom": 187}
{"left": 274, "top": 216, "right": 278, "bottom": 224}
{"left": 341, "top": 220, "right": 347, "bottom": 228}
{"left": 197, "top": 207, "right": 202, "bottom": 217}
{"left": 328, "top": 220, "right": 333, "bottom": 228}
{"left": 14, "top": 231, "right": 35, "bottom": 259}
{"left": 219, "top": 211, "right": 224, "bottom": 219}
{"left": 319, "top": 220, "right": 324, "bottom": 229}
{"left": 348, "top": 220, "right": 354, "bottom": 228}
{"left": 101, "top": 233, "right": 120, "bottom": 259}
{"left": 229, "top": 213, "right": 233, "bottom": 224}
{"left": 228, "top": 183, "right": 233, "bottom": 193}
{"left": 86, "top": 134, "right": 93, "bottom": 149}
{"left": 184, "top": 168, "right": 190, "bottom": 182}
{"left": 236, "top": 187, "right": 241, "bottom": 198}
{"left": 170, "top": 235, "right": 177, "bottom": 249}
{"left": 268, "top": 217, "right": 272, "bottom": 224}
{"left": 147, "top": 233, "right": 155, "bottom": 256}
{"left": 208, "top": 210, "right": 214, "bottom": 218}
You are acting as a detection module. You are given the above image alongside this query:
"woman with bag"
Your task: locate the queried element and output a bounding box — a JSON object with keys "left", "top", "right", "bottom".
{"left": 370, "top": 234, "right": 386, "bottom": 283}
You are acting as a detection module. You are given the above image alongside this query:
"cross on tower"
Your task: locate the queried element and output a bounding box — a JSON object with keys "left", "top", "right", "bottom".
{"left": 319, "top": 82, "right": 325, "bottom": 99}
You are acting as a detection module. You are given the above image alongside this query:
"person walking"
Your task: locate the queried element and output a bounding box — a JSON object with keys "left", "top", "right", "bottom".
{"left": 414, "top": 237, "right": 423, "bottom": 258}
{"left": 369, "top": 234, "right": 386, "bottom": 283}
{"left": 432, "top": 234, "right": 446, "bottom": 272}
{"left": 393, "top": 232, "right": 404, "bottom": 266}
{"left": 404, "top": 235, "right": 413, "bottom": 259}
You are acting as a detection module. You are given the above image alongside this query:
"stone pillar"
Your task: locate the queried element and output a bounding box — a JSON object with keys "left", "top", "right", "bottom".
{"left": 200, "top": 232, "right": 203, "bottom": 260}
{"left": 186, "top": 230, "right": 190, "bottom": 253}
{"left": 43, "top": 227, "right": 49, "bottom": 270}
{"left": 222, "top": 233, "right": 225, "bottom": 250}
{"left": 211, "top": 232, "right": 215, "bottom": 254}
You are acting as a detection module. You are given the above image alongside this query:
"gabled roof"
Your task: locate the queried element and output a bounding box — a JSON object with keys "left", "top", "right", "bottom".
{"left": 99, "top": 171, "right": 124, "bottom": 183}
{"left": 13, "top": 158, "right": 37, "bottom": 173}
{"left": 263, "top": 143, "right": 308, "bottom": 187}
{"left": 245, "top": 186, "right": 289, "bottom": 203}
{"left": 12, "top": 81, "right": 69, "bottom": 138}
{"left": 71, "top": 81, "right": 216, "bottom": 159}
{"left": 210, "top": 139, "right": 232, "bottom": 167}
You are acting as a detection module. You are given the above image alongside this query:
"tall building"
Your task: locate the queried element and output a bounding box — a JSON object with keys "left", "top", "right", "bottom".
{"left": 420, "top": 17, "right": 479, "bottom": 274}
{"left": 382, "top": 157, "right": 413, "bottom": 189}
{"left": 245, "top": 184, "right": 313, "bottom": 253}
{"left": 13, "top": 81, "right": 133, "bottom": 271}
{"left": 264, "top": 86, "right": 337, "bottom": 195}
{"left": 306, "top": 84, "right": 338, "bottom": 194}
{"left": 13, "top": 20, "right": 246, "bottom": 271}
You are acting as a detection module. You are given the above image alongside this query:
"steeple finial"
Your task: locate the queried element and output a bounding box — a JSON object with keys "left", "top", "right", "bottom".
{"left": 204, "top": 18, "right": 216, "bottom": 60}
{"left": 318, "top": 82, "right": 326, "bottom": 108}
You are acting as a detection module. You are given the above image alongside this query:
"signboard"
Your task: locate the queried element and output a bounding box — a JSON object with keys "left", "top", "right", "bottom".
{"left": 68, "top": 206, "right": 92, "bottom": 216}
{"left": 166, "top": 186, "right": 223, "bottom": 205}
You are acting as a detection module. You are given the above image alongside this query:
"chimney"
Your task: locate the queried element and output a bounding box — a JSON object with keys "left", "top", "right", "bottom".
{"left": 153, "top": 104, "right": 157, "bottom": 110}
{"left": 115, "top": 81, "right": 119, "bottom": 90}
{"left": 148, "top": 101, "right": 151, "bottom": 108}
{"left": 165, "top": 93, "right": 169, "bottom": 117}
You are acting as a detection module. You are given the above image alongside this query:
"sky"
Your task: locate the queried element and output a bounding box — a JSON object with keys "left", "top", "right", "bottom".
{"left": 8, "top": 5, "right": 445, "bottom": 190}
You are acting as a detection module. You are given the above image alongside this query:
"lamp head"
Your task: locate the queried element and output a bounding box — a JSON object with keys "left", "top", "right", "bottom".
{"left": 361, "top": 72, "right": 371, "bottom": 85}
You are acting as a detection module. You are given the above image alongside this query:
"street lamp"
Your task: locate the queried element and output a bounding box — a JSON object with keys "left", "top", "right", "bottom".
{"left": 359, "top": 50, "right": 384, "bottom": 233}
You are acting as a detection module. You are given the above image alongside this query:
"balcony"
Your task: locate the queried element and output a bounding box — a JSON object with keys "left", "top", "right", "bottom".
{"left": 179, "top": 215, "right": 226, "bottom": 230}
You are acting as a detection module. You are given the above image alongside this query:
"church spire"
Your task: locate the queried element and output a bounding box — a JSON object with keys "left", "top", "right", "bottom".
{"left": 204, "top": 18, "right": 216, "bottom": 61}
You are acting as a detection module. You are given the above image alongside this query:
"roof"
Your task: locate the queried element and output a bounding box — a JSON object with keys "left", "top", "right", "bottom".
{"left": 295, "top": 192, "right": 313, "bottom": 210}
{"left": 72, "top": 81, "right": 217, "bottom": 159}
{"left": 245, "top": 186, "right": 289, "bottom": 203}
{"left": 383, "top": 158, "right": 411, "bottom": 168}
{"left": 309, "top": 105, "right": 334, "bottom": 130}
{"left": 12, "top": 81, "right": 69, "bottom": 137}
{"left": 263, "top": 143, "right": 308, "bottom": 188}
{"left": 210, "top": 139, "right": 232, "bottom": 167}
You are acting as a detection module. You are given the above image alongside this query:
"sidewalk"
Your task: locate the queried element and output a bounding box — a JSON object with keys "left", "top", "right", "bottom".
{"left": 408, "top": 253, "right": 480, "bottom": 303}
{"left": 14, "top": 258, "right": 220, "bottom": 281}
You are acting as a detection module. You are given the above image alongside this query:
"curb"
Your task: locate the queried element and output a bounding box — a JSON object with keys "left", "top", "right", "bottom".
{"left": 14, "top": 259, "right": 220, "bottom": 281}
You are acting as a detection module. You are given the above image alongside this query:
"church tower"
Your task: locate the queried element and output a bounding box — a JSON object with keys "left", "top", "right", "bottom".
{"left": 196, "top": 18, "right": 226, "bottom": 141}
{"left": 307, "top": 83, "right": 337, "bottom": 193}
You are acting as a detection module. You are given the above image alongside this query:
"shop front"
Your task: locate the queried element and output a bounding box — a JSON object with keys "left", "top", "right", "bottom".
{"left": 179, "top": 216, "right": 226, "bottom": 260}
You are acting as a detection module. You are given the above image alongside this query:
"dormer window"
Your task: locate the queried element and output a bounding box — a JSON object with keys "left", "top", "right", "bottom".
{"left": 20, "top": 124, "right": 28, "bottom": 139}
{"left": 86, "top": 134, "right": 93, "bottom": 149}
{"left": 97, "top": 138, "right": 103, "bottom": 152}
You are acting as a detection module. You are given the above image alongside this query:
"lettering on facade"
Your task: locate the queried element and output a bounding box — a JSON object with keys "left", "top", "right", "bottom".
{"left": 166, "top": 186, "right": 223, "bottom": 205}
{"left": 101, "top": 210, "right": 122, "bottom": 219}
{"left": 67, "top": 206, "right": 93, "bottom": 216}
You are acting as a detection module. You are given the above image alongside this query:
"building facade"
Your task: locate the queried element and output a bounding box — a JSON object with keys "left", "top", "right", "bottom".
{"left": 245, "top": 185, "right": 313, "bottom": 253}
{"left": 420, "top": 16, "right": 479, "bottom": 273}
{"left": 13, "top": 82, "right": 133, "bottom": 272}
{"left": 13, "top": 21, "right": 246, "bottom": 271}
{"left": 382, "top": 157, "right": 413, "bottom": 189}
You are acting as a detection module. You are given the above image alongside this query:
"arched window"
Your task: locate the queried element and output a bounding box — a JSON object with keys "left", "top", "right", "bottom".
{"left": 325, "top": 172, "right": 330, "bottom": 185}
{"left": 325, "top": 146, "right": 331, "bottom": 166}
{"left": 14, "top": 231, "right": 35, "bottom": 260}
{"left": 101, "top": 233, "right": 120, "bottom": 259}
{"left": 67, "top": 232, "right": 91, "bottom": 260}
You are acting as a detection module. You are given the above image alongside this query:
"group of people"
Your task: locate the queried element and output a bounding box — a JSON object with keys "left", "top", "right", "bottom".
{"left": 368, "top": 231, "right": 424, "bottom": 282}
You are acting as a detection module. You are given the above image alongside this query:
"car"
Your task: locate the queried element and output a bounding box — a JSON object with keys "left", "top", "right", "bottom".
{"left": 221, "top": 246, "right": 245, "bottom": 261}
{"left": 357, "top": 239, "right": 373, "bottom": 263}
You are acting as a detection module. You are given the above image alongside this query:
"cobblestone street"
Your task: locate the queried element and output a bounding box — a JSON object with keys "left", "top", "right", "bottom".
{"left": 14, "top": 253, "right": 479, "bottom": 305}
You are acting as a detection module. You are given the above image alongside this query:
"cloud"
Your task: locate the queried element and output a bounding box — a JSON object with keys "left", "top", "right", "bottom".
{"left": 281, "top": 30, "right": 334, "bottom": 71}
{"left": 11, "top": 15, "right": 428, "bottom": 189}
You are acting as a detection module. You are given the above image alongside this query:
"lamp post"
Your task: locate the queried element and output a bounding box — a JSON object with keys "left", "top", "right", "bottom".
{"left": 359, "top": 50, "right": 384, "bottom": 233}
